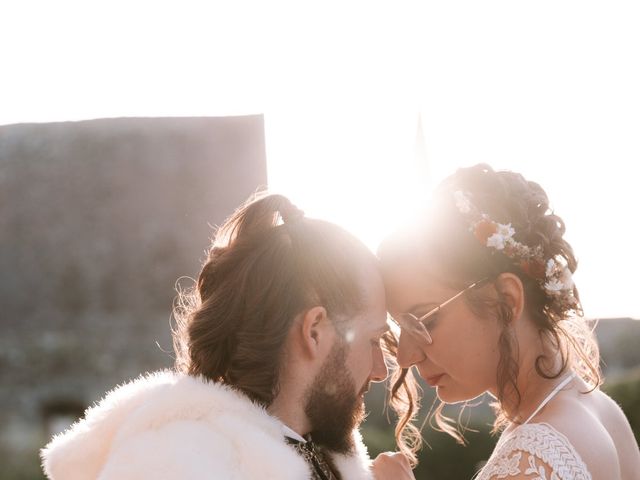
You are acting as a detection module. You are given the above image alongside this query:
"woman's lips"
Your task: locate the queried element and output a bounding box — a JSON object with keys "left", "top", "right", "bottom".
{"left": 425, "top": 373, "right": 445, "bottom": 387}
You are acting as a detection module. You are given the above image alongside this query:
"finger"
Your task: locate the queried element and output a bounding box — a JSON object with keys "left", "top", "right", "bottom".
{"left": 375, "top": 452, "right": 410, "bottom": 466}
{"left": 392, "top": 453, "right": 411, "bottom": 468}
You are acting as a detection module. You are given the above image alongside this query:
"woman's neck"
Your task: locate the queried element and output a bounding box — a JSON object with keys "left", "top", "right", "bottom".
{"left": 497, "top": 336, "right": 572, "bottom": 424}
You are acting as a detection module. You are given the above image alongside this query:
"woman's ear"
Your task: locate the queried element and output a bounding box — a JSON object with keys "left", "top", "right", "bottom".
{"left": 494, "top": 273, "right": 525, "bottom": 322}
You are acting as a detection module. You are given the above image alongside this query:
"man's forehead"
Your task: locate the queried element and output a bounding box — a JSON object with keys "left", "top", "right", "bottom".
{"left": 373, "top": 317, "right": 390, "bottom": 333}
{"left": 343, "top": 313, "right": 388, "bottom": 336}
{"left": 361, "top": 314, "right": 390, "bottom": 335}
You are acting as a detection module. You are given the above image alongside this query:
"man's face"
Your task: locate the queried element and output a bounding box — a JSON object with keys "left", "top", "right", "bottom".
{"left": 304, "top": 340, "right": 362, "bottom": 453}
{"left": 304, "top": 272, "right": 389, "bottom": 453}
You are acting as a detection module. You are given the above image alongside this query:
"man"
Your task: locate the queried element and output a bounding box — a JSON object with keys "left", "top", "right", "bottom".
{"left": 41, "top": 194, "right": 405, "bottom": 479}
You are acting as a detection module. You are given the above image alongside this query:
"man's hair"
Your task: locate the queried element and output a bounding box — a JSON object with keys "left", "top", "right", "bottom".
{"left": 173, "top": 192, "right": 377, "bottom": 407}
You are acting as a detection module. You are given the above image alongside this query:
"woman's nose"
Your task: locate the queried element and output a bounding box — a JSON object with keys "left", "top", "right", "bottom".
{"left": 396, "top": 330, "right": 427, "bottom": 368}
{"left": 370, "top": 345, "right": 389, "bottom": 382}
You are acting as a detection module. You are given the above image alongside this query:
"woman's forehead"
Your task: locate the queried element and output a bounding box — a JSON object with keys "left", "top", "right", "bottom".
{"left": 382, "top": 258, "right": 439, "bottom": 288}
{"left": 382, "top": 266, "right": 450, "bottom": 310}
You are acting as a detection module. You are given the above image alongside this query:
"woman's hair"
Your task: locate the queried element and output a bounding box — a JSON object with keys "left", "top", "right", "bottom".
{"left": 173, "top": 192, "right": 378, "bottom": 407}
{"left": 380, "top": 163, "right": 601, "bottom": 456}
{"left": 381, "top": 331, "right": 423, "bottom": 466}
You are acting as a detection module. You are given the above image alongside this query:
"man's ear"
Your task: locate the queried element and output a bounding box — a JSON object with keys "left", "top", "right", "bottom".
{"left": 298, "top": 306, "right": 333, "bottom": 358}
{"left": 494, "top": 273, "right": 525, "bottom": 322}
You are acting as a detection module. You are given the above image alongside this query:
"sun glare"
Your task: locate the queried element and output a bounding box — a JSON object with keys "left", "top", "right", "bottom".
{"left": 265, "top": 107, "right": 426, "bottom": 252}
{"left": 2, "top": 1, "right": 638, "bottom": 319}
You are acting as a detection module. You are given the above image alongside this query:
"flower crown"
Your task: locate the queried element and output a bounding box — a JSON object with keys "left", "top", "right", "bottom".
{"left": 453, "top": 190, "right": 578, "bottom": 309}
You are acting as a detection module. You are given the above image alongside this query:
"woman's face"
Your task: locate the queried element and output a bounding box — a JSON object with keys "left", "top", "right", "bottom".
{"left": 382, "top": 259, "right": 503, "bottom": 403}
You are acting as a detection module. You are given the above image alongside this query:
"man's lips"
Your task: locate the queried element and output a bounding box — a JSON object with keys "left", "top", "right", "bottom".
{"left": 425, "top": 373, "right": 445, "bottom": 387}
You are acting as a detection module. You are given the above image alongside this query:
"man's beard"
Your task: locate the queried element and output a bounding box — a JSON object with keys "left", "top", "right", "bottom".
{"left": 304, "top": 340, "right": 368, "bottom": 454}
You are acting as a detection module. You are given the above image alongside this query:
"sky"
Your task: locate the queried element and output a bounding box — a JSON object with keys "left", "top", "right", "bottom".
{"left": 1, "top": 0, "right": 639, "bottom": 319}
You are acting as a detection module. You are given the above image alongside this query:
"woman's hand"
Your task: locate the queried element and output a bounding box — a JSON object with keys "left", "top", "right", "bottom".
{"left": 372, "top": 452, "right": 416, "bottom": 480}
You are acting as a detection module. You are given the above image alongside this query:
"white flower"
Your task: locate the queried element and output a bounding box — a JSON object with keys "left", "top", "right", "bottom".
{"left": 544, "top": 279, "right": 565, "bottom": 295}
{"left": 532, "top": 245, "right": 545, "bottom": 259}
{"left": 514, "top": 243, "right": 531, "bottom": 257}
{"left": 546, "top": 258, "right": 557, "bottom": 278}
{"left": 497, "top": 223, "right": 515, "bottom": 239}
{"left": 486, "top": 223, "right": 515, "bottom": 251}
{"left": 487, "top": 233, "right": 506, "bottom": 250}
{"left": 454, "top": 190, "right": 472, "bottom": 214}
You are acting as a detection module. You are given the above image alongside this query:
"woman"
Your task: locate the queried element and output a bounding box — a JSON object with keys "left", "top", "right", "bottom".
{"left": 377, "top": 164, "right": 640, "bottom": 479}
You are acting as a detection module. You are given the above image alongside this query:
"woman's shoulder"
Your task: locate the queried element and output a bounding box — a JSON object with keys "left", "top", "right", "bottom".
{"left": 478, "top": 422, "right": 596, "bottom": 480}
{"left": 518, "top": 388, "right": 625, "bottom": 479}
{"left": 477, "top": 386, "right": 631, "bottom": 480}
{"left": 584, "top": 388, "right": 640, "bottom": 480}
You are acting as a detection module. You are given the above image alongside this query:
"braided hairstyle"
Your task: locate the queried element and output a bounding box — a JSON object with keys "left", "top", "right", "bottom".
{"left": 172, "top": 192, "right": 378, "bottom": 407}
{"left": 381, "top": 163, "right": 601, "bottom": 455}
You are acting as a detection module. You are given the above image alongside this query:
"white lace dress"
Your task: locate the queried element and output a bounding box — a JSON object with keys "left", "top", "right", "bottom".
{"left": 475, "top": 373, "right": 591, "bottom": 480}
{"left": 474, "top": 422, "right": 592, "bottom": 480}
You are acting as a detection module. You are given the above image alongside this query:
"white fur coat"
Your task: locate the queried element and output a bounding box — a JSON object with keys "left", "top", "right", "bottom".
{"left": 41, "top": 370, "right": 375, "bottom": 479}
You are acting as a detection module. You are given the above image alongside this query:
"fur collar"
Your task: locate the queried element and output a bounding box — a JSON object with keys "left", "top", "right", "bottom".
{"left": 41, "top": 370, "right": 374, "bottom": 479}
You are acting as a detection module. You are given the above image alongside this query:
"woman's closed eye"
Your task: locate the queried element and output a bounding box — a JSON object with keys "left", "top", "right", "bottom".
{"left": 420, "top": 313, "right": 438, "bottom": 328}
{"left": 402, "top": 311, "right": 438, "bottom": 332}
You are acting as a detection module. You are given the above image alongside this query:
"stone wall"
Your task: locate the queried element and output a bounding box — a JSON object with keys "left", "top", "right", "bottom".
{"left": 0, "top": 116, "right": 267, "bottom": 478}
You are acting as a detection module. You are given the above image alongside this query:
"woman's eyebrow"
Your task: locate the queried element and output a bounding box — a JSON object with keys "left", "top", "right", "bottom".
{"left": 405, "top": 302, "right": 439, "bottom": 314}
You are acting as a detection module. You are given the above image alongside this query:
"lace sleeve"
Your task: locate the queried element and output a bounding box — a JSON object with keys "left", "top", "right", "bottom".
{"left": 475, "top": 423, "right": 592, "bottom": 480}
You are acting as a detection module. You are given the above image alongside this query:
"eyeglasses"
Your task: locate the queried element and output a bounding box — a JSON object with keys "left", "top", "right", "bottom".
{"left": 388, "top": 277, "right": 490, "bottom": 345}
